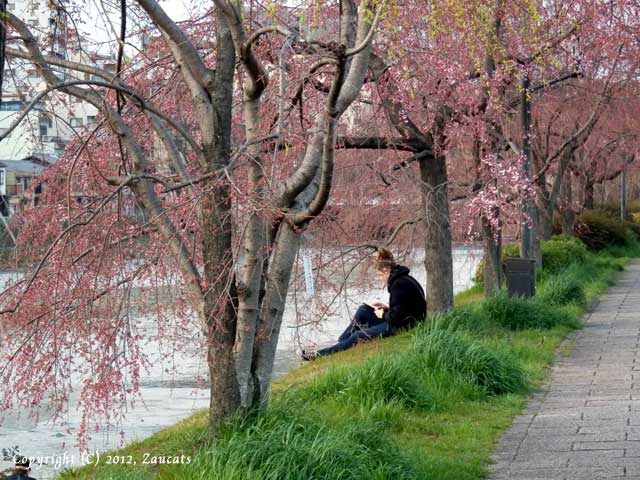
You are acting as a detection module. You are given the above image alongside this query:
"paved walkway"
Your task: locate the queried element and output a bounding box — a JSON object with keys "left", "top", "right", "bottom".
{"left": 490, "top": 261, "right": 640, "bottom": 480}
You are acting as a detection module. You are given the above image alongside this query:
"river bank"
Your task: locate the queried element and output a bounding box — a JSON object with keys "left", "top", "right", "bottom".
{"left": 55, "top": 236, "right": 640, "bottom": 479}
{"left": 0, "top": 247, "right": 481, "bottom": 480}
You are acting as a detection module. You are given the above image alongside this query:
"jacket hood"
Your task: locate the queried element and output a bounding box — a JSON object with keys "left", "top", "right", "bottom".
{"left": 388, "top": 265, "right": 410, "bottom": 288}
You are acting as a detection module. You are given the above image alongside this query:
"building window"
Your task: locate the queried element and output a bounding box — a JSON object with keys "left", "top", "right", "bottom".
{"left": 70, "top": 117, "right": 83, "bottom": 128}
{"left": 87, "top": 116, "right": 96, "bottom": 127}
{"left": 39, "top": 116, "right": 52, "bottom": 137}
{"left": 0, "top": 101, "right": 21, "bottom": 111}
{"left": 0, "top": 170, "right": 4, "bottom": 186}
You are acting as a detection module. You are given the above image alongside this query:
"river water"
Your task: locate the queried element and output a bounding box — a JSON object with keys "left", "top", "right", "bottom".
{"left": 0, "top": 247, "right": 481, "bottom": 479}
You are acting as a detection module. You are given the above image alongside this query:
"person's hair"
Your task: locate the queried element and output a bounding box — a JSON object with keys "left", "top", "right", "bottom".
{"left": 374, "top": 246, "right": 396, "bottom": 272}
{"left": 14, "top": 457, "right": 29, "bottom": 468}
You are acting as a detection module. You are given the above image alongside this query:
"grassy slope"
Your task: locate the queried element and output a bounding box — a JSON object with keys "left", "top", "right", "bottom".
{"left": 59, "top": 244, "right": 638, "bottom": 480}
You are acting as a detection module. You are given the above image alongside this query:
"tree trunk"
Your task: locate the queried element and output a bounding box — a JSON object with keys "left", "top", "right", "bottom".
{"left": 235, "top": 96, "right": 269, "bottom": 408}
{"left": 419, "top": 154, "right": 453, "bottom": 312}
{"left": 541, "top": 205, "right": 554, "bottom": 240}
{"left": 482, "top": 213, "right": 502, "bottom": 294}
{"left": 249, "top": 222, "right": 301, "bottom": 404}
{"left": 203, "top": 12, "right": 240, "bottom": 435}
{"left": 202, "top": 183, "right": 241, "bottom": 435}
{"left": 542, "top": 147, "right": 574, "bottom": 240}
{"left": 582, "top": 178, "right": 594, "bottom": 210}
{"left": 560, "top": 173, "right": 576, "bottom": 235}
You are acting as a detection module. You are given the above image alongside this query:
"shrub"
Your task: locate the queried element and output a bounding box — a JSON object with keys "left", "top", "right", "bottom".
{"left": 550, "top": 233, "right": 585, "bottom": 246}
{"left": 625, "top": 221, "right": 640, "bottom": 238}
{"left": 628, "top": 199, "right": 640, "bottom": 214}
{"left": 480, "top": 290, "right": 575, "bottom": 330}
{"left": 411, "top": 323, "right": 527, "bottom": 395}
{"left": 540, "top": 236, "right": 588, "bottom": 273}
{"left": 596, "top": 202, "right": 632, "bottom": 220}
{"left": 473, "top": 236, "right": 588, "bottom": 283}
{"left": 538, "top": 270, "right": 586, "bottom": 306}
{"left": 301, "top": 355, "right": 432, "bottom": 409}
{"left": 575, "top": 210, "right": 628, "bottom": 250}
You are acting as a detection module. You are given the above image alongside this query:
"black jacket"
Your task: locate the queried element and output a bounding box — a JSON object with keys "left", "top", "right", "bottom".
{"left": 382, "top": 266, "right": 427, "bottom": 328}
{"left": 4, "top": 469, "right": 36, "bottom": 480}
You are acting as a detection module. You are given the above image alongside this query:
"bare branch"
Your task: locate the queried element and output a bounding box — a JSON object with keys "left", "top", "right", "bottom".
{"left": 534, "top": 47, "right": 623, "bottom": 181}
{"left": 136, "top": 0, "right": 214, "bottom": 88}
{"left": 345, "top": 0, "right": 388, "bottom": 57}
{"left": 246, "top": 25, "right": 291, "bottom": 47}
{"left": 512, "top": 25, "right": 578, "bottom": 65}
{"left": 6, "top": 12, "right": 205, "bottom": 301}
{"left": 337, "top": 135, "right": 422, "bottom": 151}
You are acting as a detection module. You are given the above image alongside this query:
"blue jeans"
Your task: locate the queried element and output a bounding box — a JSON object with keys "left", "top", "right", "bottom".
{"left": 318, "top": 304, "right": 398, "bottom": 356}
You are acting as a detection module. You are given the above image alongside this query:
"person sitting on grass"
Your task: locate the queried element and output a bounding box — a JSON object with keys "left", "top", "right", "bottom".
{"left": 301, "top": 247, "right": 427, "bottom": 360}
{"left": 3, "top": 457, "right": 36, "bottom": 480}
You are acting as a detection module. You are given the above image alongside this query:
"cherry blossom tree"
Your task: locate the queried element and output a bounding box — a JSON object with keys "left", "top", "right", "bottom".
{"left": 0, "top": 0, "right": 389, "bottom": 443}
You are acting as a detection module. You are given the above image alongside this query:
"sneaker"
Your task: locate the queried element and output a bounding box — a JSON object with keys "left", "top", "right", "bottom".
{"left": 301, "top": 350, "right": 319, "bottom": 361}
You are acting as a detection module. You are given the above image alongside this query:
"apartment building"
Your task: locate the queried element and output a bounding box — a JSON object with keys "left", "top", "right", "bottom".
{"left": 0, "top": 0, "right": 115, "bottom": 215}
{"left": 0, "top": 0, "right": 114, "bottom": 163}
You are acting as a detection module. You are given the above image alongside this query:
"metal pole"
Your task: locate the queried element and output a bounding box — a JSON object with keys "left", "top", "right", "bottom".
{"left": 621, "top": 160, "right": 627, "bottom": 222}
{"left": 520, "top": 74, "right": 536, "bottom": 261}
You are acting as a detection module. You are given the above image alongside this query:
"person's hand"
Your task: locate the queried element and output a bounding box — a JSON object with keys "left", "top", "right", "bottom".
{"left": 371, "top": 301, "right": 388, "bottom": 309}
{"left": 374, "top": 307, "right": 385, "bottom": 319}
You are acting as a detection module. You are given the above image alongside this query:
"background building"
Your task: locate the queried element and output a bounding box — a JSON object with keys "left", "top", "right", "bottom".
{"left": 0, "top": 0, "right": 113, "bottom": 163}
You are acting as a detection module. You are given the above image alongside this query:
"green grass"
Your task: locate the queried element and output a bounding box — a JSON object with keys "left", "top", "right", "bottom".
{"left": 298, "top": 354, "right": 433, "bottom": 410}
{"left": 59, "top": 239, "right": 640, "bottom": 480}
{"left": 411, "top": 322, "right": 528, "bottom": 395}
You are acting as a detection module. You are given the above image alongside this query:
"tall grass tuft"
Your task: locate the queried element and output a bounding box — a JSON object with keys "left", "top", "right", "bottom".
{"left": 480, "top": 290, "right": 576, "bottom": 330}
{"left": 300, "top": 354, "right": 432, "bottom": 409}
{"left": 181, "top": 405, "right": 420, "bottom": 480}
{"left": 538, "top": 269, "right": 586, "bottom": 306}
{"left": 411, "top": 323, "right": 528, "bottom": 395}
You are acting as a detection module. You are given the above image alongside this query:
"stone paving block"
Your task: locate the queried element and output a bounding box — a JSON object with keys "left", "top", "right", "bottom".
{"left": 624, "top": 416, "right": 640, "bottom": 426}
{"left": 518, "top": 436, "right": 576, "bottom": 452}
{"left": 585, "top": 399, "right": 636, "bottom": 407}
{"left": 575, "top": 431, "right": 627, "bottom": 442}
{"left": 498, "top": 466, "right": 626, "bottom": 480}
{"left": 573, "top": 440, "right": 640, "bottom": 451}
{"left": 496, "top": 468, "right": 566, "bottom": 479}
{"left": 525, "top": 426, "right": 581, "bottom": 436}
{"left": 512, "top": 414, "right": 537, "bottom": 424}
{"left": 626, "top": 431, "right": 640, "bottom": 441}
{"left": 511, "top": 454, "right": 570, "bottom": 469}
{"left": 564, "top": 467, "right": 626, "bottom": 479}
{"left": 582, "top": 409, "right": 629, "bottom": 421}
{"left": 537, "top": 408, "right": 584, "bottom": 417}
{"left": 620, "top": 463, "right": 640, "bottom": 476}
{"left": 529, "top": 415, "right": 584, "bottom": 427}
